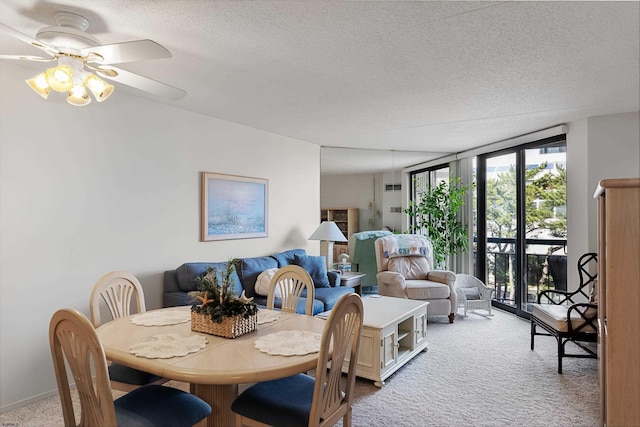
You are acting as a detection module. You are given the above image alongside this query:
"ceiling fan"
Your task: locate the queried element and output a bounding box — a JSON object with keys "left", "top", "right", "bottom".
{"left": 0, "top": 11, "right": 186, "bottom": 105}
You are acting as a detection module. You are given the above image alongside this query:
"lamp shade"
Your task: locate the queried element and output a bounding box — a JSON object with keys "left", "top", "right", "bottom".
{"left": 45, "top": 65, "right": 73, "bottom": 92}
{"left": 67, "top": 84, "right": 92, "bottom": 106}
{"left": 84, "top": 74, "right": 114, "bottom": 102}
{"left": 25, "top": 72, "right": 51, "bottom": 99}
{"left": 308, "top": 221, "right": 348, "bottom": 242}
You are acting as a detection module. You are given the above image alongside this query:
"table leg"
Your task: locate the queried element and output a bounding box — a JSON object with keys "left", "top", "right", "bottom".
{"left": 192, "top": 383, "right": 238, "bottom": 427}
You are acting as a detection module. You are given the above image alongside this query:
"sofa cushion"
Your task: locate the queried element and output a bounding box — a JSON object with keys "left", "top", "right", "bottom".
{"left": 255, "top": 268, "right": 279, "bottom": 297}
{"left": 293, "top": 254, "right": 330, "bottom": 288}
{"left": 388, "top": 256, "right": 430, "bottom": 280}
{"left": 531, "top": 303, "right": 597, "bottom": 333}
{"left": 235, "top": 256, "right": 278, "bottom": 298}
{"left": 405, "top": 280, "right": 451, "bottom": 300}
{"left": 271, "top": 249, "right": 307, "bottom": 268}
{"left": 314, "top": 286, "right": 354, "bottom": 311}
{"left": 176, "top": 262, "right": 243, "bottom": 295}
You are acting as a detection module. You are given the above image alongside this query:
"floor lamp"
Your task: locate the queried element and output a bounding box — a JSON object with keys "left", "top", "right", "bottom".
{"left": 308, "top": 221, "right": 348, "bottom": 270}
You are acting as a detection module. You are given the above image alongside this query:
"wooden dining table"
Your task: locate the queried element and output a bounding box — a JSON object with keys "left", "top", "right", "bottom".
{"left": 96, "top": 306, "right": 327, "bottom": 427}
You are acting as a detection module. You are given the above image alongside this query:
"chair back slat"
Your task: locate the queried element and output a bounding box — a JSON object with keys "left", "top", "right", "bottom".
{"left": 267, "top": 265, "right": 315, "bottom": 316}
{"left": 310, "top": 293, "right": 364, "bottom": 427}
{"left": 537, "top": 253, "right": 598, "bottom": 305}
{"left": 577, "top": 253, "right": 598, "bottom": 301}
{"left": 49, "top": 309, "right": 118, "bottom": 427}
{"left": 90, "top": 271, "right": 146, "bottom": 327}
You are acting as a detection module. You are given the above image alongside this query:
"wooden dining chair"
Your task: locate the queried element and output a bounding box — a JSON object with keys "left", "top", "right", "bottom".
{"left": 49, "top": 308, "right": 211, "bottom": 427}
{"left": 231, "top": 293, "right": 364, "bottom": 427}
{"left": 267, "top": 265, "right": 315, "bottom": 316}
{"left": 89, "top": 271, "right": 168, "bottom": 391}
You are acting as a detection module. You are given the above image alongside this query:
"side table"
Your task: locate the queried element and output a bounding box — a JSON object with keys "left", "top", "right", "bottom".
{"left": 339, "top": 272, "right": 366, "bottom": 295}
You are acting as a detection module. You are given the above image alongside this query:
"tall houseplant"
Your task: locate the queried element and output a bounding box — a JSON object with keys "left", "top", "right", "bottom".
{"left": 404, "top": 177, "right": 473, "bottom": 268}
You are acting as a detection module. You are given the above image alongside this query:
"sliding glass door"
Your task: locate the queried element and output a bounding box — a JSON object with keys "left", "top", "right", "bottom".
{"left": 484, "top": 153, "right": 518, "bottom": 309}
{"left": 476, "top": 136, "right": 567, "bottom": 317}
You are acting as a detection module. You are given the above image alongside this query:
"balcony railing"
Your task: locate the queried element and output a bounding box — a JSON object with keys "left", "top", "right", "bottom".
{"left": 481, "top": 237, "right": 567, "bottom": 308}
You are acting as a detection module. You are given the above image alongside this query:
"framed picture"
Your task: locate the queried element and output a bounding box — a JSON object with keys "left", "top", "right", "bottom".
{"left": 201, "top": 172, "right": 268, "bottom": 241}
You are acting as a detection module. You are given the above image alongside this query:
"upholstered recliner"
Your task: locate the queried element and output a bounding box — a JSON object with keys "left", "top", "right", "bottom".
{"left": 374, "top": 234, "right": 457, "bottom": 323}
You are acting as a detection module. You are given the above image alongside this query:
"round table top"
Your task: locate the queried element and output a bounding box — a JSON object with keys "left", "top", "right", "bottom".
{"left": 96, "top": 306, "right": 327, "bottom": 385}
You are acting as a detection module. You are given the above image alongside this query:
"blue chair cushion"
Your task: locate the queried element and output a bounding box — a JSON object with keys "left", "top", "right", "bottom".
{"left": 293, "top": 254, "right": 330, "bottom": 288}
{"left": 108, "top": 363, "right": 162, "bottom": 386}
{"left": 114, "top": 385, "right": 211, "bottom": 427}
{"left": 231, "top": 374, "right": 315, "bottom": 427}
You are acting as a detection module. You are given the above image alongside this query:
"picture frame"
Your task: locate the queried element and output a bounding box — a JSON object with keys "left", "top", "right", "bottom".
{"left": 201, "top": 172, "right": 268, "bottom": 241}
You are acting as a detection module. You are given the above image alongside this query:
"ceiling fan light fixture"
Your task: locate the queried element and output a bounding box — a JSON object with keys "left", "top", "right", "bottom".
{"left": 67, "top": 84, "right": 91, "bottom": 106}
{"left": 84, "top": 73, "right": 114, "bottom": 102}
{"left": 45, "top": 64, "right": 73, "bottom": 92}
{"left": 25, "top": 72, "right": 51, "bottom": 99}
{"left": 4, "top": 16, "right": 183, "bottom": 104}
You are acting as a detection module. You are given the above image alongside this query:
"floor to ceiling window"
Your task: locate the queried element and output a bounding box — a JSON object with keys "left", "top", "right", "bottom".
{"left": 408, "top": 135, "right": 566, "bottom": 319}
{"left": 408, "top": 165, "right": 450, "bottom": 237}
{"left": 476, "top": 135, "right": 567, "bottom": 318}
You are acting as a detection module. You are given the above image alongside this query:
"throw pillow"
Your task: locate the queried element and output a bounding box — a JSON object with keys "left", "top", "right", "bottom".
{"left": 234, "top": 256, "right": 278, "bottom": 298}
{"left": 271, "top": 249, "right": 306, "bottom": 267}
{"left": 387, "top": 256, "right": 430, "bottom": 280}
{"left": 293, "top": 254, "right": 330, "bottom": 288}
{"left": 461, "top": 287, "right": 481, "bottom": 300}
{"left": 255, "top": 268, "right": 280, "bottom": 297}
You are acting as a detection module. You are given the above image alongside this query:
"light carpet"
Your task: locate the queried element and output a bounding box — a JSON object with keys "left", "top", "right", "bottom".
{"left": 0, "top": 308, "right": 599, "bottom": 427}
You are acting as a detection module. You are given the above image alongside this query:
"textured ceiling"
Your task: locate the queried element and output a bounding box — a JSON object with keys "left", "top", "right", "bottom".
{"left": 1, "top": 1, "right": 638, "bottom": 174}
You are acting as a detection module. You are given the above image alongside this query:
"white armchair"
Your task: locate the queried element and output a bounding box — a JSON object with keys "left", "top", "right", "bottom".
{"left": 374, "top": 234, "right": 457, "bottom": 323}
{"left": 455, "top": 274, "right": 494, "bottom": 318}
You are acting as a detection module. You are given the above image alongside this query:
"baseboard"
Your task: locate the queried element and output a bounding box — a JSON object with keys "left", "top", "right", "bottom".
{"left": 0, "top": 388, "right": 60, "bottom": 414}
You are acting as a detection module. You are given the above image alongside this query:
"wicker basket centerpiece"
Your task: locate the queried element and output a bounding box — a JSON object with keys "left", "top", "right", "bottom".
{"left": 189, "top": 260, "right": 258, "bottom": 339}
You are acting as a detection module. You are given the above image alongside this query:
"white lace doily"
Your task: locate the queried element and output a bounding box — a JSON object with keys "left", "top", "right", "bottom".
{"left": 131, "top": 310, "right": 191, "bottom": 326}
{"left": 257, "top": 309, "right": 282, "bottom": 325}
{"left": 254, "top": 330, "right": 321, "bottom": 356}
{"left": 129, "top": 334, "right": 208, "bottom": 359}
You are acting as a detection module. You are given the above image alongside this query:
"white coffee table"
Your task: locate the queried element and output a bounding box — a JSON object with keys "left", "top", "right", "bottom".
{"left": 345, "top": 295, "right": 429, "bottom": 387}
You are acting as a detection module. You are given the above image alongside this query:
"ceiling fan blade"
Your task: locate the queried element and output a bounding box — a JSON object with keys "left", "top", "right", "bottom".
{"left": 0, "top": 54, "right": 56, "bottom": 62}
{"left": 82, "top": 40, "right": 172, "bottom": 64}
{"left": 93, "top": 65, "right": 186, "bottom": 100}
{"left": 0, "top": 22, "right": 59, "bottom": 57}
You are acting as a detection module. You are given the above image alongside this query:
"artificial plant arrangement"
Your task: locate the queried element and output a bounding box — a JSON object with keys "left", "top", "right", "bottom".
{"left": 189, "top": 260, "right": 258, "bottom": 324}
{"left": 404, "top": 177, "right": 474, "bottom": 269}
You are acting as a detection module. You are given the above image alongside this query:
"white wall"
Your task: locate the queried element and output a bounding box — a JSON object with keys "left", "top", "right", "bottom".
{"left": 320, "top": 173, "right": 381, "bottom": 230}
{"left": 321, "top": 171, "right": 408, "bottom": 232}
{"left": 566, "top": 111, "right": 639, "bottom": 288}
{"left": 380, "top": 170, "right": 404, "bottom": 232}
{"left": 0, "top": 62, "right": 321, "bottom": 411}
{"left": 586, "top": 112, "right": 640, "bottom": 245}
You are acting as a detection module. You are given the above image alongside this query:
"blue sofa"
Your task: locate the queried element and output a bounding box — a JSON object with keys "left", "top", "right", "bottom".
{"left": 163, "top": 249, "right": 353, "bottom": 315}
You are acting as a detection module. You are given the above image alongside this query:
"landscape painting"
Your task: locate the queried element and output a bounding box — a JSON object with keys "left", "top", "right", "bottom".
{"left": 201, "top": 172, "right": 268, "bottom": 241}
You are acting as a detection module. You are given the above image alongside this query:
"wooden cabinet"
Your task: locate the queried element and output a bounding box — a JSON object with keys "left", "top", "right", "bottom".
{"left": 342, "top": 296, "right": 428, "bottom": 387}
{"left": 594, "top": 178, "right": 640, "bottom": 427}
{"left": 321, "top": 208, "right": 358, "bottom": 260}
